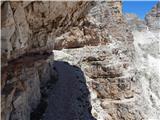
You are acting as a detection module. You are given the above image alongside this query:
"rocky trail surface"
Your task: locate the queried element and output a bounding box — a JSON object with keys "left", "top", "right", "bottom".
{"left": 43, "top": 61, "right": 95, "bottom": 120}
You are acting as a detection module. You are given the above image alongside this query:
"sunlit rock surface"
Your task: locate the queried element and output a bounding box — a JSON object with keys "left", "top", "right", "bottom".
{"left": 125, "top": 2, "right": 160, "bottom": 119}
{"left": 133, "top": 30, "right": 160, "bottom": 119}
{"left": 145, "top": 2, "right": 160, "bottom": 30}
{"left": 1, "top": 1, "right": 160, "bottom": 120}
{"left": 1, "top": 1, "right": 91, "bottom": 65}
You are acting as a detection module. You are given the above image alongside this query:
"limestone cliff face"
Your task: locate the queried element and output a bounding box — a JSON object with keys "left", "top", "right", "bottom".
{"left": 1, "top": 56, "right": 57, "bottom": 120}
{"left": 48, "top": 1, "right": 160, "bottom": 120}
{"left": 1, "top": 1, "right": 145, "bottom": 120}
{"left": 53, "top": 1, "right": 138, "bottom": 120}
{"left": 132, "top": 30, "right": 160, "bottom": 120}
{"left": 1, "top": 1, "right": 92, "bottom": 65}
{"left": 145, "top": 2, "right": 160, "bottom": 30}
{"left": 1, "top": 1, "right": 92, "bottom": 120}
{"left": 124, "top": 2, "right": 160, "bottom": 119}
{"left": 54, "top": 1, "right": 131, "bottom": 50}
{"left": 1, "top": 1, "right": 124, "bottom": 59}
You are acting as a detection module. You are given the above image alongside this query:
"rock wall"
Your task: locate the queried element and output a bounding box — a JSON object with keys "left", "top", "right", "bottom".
{"left": 1, "top": 55, "right": 56, "bottom": 120}
{"left": 1, "top": 1, "right": 124, "bottom": 56}
{"left": 124, "top": 2, "right": 160, "bottom": 119}
{"left": 1, "top": 1, "right": 92, "bottom": 65}
{"left": 1, "top": 1, "right": 134, "bottom": 120}
{"left": 1, "top": 1, "right": 92, "bottom": 120}
{"left": 145, "top": 2, "right": 160, "bottom": 30}
{"left": 2, "top": 1, "right": 155, "bottom": 120}
{"left": 54, "top": 1, "right": 131, "bottom": 50}
{"left": 133, "top": 30, "right": 160, "bottom": 120}
{"left": 107, "top": 0, "right": 122, "bottom": 22}
{"left": 53, "top": 1, "right": 138, "bottom": 120}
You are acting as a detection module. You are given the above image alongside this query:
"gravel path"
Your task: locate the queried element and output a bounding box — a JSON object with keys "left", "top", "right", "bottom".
{"left": 43, "top": 61, "right": 95, "bottom": 120}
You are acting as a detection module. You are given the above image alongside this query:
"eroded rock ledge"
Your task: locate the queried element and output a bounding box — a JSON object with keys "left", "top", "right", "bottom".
{"left": 1, "top": 1, "right": 92, "bottom": 65}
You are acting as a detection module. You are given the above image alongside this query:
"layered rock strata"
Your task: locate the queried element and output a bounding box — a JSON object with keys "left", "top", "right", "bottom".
{"left": 1, "top": 1, "right": 136, "bottom": 120}
{"left": 2, "top": 1, "right": 159, "bottom": 120}
{"left": 52, "top": 1, "right": 138, "bottom": 120}
{"left": 1, "top": 1, "right": 92, "bottom": 65}
{"left": 1, "top": 1, "right": 93, "bottom": 120}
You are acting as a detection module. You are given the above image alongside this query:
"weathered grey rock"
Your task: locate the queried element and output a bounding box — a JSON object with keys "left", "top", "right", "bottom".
{"left": 1, "top": 1, "right": 92, "bottom": 65}
{"left": 2, "top": 1, "right": 159, "bottom": 120}
{"left": 1, "top": 2, "right": 15, "bottom": 62}
{"left": 124, "top": 2, "right": 160, "bottom": 119}
{"left": 133, "top": 30, "right": 160, "bottom": 120}
{"left": 61, "top": 43, "right": 136, "bottom": 120}
{"left": 124, "top": 13, "right": 148, "bottom": 31}
{"left": 1, "top": 55, "right": 57, "bottom": 120}
{"left": 145, "top": 2, "right": 160, "bottom": 30}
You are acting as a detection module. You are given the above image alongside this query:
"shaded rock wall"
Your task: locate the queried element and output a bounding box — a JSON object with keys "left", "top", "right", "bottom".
{"left": 1, "top": 54, "right": 57, "bottom": 120}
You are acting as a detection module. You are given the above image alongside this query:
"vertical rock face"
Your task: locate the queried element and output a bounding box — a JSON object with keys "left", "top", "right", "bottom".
{"left": 1, "top": 1, "right": 92, "bottom": 120}
{"left": 1, "top": 1, "right": 91, "bottom": 65}
{"left": 1, "top": 54, "right": 57, "bottom": 120}
{"left": 145, "top": 2, "right": 160, "bottom": 30}
{"left": 125, "top": 2, "right": 160, "bottom": 119}
{"left": 2, "top": 1, "right": 159, "bottom": 120}
{"left": 1, "top": 1, "right": 136, "bottom": 120}
{"left": 133, "top": 30, "right": 160, "bottom": 120}
{"left": 53, "top": 1, "right": 138, "bottom": 120}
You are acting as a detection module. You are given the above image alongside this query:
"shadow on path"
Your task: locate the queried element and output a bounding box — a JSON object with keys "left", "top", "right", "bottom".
{"left": 42, "top": 61, "right": 96, "bottom": 120}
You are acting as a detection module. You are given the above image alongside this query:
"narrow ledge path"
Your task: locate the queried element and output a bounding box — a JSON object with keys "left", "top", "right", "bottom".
{"left": 43, "top": 61, "right": 96, "bottom": 120}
